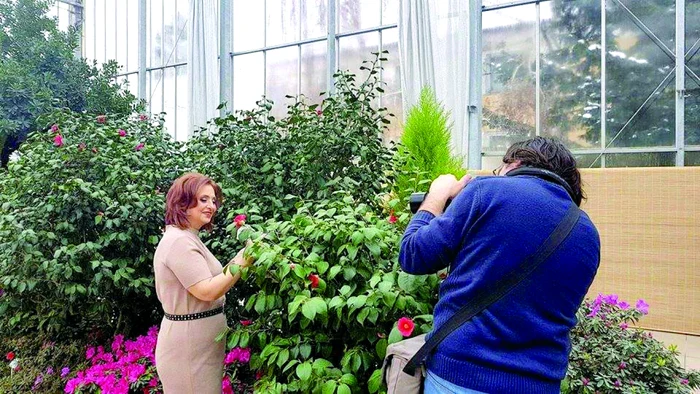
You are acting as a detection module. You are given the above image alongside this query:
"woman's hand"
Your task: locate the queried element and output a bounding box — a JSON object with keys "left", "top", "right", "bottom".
{"left": 229, "top": 240, "right": 255, "bottom": 269}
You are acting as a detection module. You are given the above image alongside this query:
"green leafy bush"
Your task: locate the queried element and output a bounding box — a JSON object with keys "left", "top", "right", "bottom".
{"left": 564, "top": 294, "right": 700, "bottom": 393}
{"left": 0, "top": 0, "right": 140, "bottom": 166}
{"left": 392, "top": 87, "right": 466, "bottom": 208}
{"left": 223, "top": 195, "right": 437, "bottom": 393}
{"left": 0, "top": 110, "right": 182, "bottom": 339}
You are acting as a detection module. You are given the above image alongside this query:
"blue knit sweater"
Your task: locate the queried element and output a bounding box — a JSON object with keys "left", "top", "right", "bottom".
{"left": 399, "top": 175, "right": 600, "bottom": 394}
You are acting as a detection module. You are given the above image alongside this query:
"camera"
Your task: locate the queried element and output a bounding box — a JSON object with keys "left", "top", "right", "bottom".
{"left": 409, "top": 192, "right": 452, "bottom": 214}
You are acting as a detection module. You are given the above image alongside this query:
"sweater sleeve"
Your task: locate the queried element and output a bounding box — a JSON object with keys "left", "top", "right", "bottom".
{"left": 165, "top": 237, "right": 214, "bottom": 289}
{"left": 399, "top": 181, "right": 482, "bottom": 275}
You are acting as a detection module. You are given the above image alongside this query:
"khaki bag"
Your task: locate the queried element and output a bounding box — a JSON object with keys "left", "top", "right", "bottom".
{"left": 381, "top": 334, "right": 426, "bottom": 394}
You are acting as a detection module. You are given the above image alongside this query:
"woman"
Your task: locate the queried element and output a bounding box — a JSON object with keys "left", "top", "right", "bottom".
{"left": 154, "top": 172, "right": 252, "bottom": 393}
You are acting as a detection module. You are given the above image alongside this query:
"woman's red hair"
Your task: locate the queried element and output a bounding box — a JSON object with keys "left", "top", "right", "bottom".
{"left": 165, "top": 173, "right": 222, "bottom": 231}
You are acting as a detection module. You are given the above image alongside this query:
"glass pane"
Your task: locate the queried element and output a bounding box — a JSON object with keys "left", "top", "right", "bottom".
{"left": 233, "top": 1, "right": 264, "bottom": 51}
{"left": 482, "top": 5, "right": 537, "bottom": 153}
{"left": 161, "top": 0, "right": 177, "bottom": 66}
{"left": 105, "top": 0, "right": 116, "bottom": 61}
{"left": 685, "top": 151, "right": 700, "bottom": 166}
{"left": 338, "top": 32, "right": 380, "bottom": 82}
{"left": 84, "top": 0, "right": 95, "bottom": 61}
{"left": 127, "top": 0, "right": 139, "bottom": 72}
{"left": 382, "top": 92, "right": 403, "bottom": 145}
{"left": 95, "top": 0, "right": 106, "bottom": 63}
{"left": 267, "top": 0, "right": 300, "bottom": 46}
{"left": 300, "top": 42, "right": 327, "bottom": 104}
{"left": 301, "top": 0, "right": 327, "bottom": 40}
{"left": 127, "top": 73, "right": 139, "bottom": 99}
{"left": 540, "top": 0, "right": 601, "bottom": 149}
{"left": 149, "top": 70, "right": 164, "bottom": 114}
{"left": 339, "top": 0, "right": 381, "bottom": 33}
{"left": 686, "top": 0, "right": 700, "bottom": 146}
{"left": 382, "top": 28, "right": 400, "bottom": 94}
{"left": 605, "top": 0, "right": 675, "bottom": 147}
{"left": 605, "top": 152, "right": 675, "bottom": 167}
{"left": 163, "top": 67, "right": 177, "bottom": 140}
{"left": 382, "top": 0, "right": 399, "bottom": 25}
{"left": 176, "top": 66, "right": 189, "bottom": 142}
{"left": 233, "top": 53, "right": 265, "bottom": 111}
{"left": 483, "top": 0, "right": 520, "bottom": 7}
{"left": 575, "top": 154, "right": 602, "bottom": 168}
{"left": 116, "top": 0, "right": 128, "bottom": 66}
{"left": 174, "top": 0, "right": 189, "bottom": 64}
{"left": 266, "top": 47, "right": 299, "bottom": 119}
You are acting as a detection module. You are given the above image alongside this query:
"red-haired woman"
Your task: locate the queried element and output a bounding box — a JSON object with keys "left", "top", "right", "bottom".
{"left": 153, "top": 172, "right": 252, "bottom": 393}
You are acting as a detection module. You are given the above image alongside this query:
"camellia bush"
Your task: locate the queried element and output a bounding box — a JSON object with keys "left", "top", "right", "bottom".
{"left": 563, "top": 294, "right": 700, "bottom": 393}
{"left": 223, "top": 196, "right": 438, "bottom": 393}
{"left": 0, "top": 110, "right": 183, "bottom": 339}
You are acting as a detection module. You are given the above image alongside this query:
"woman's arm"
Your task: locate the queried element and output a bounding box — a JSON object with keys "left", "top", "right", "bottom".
{"left": 187, "top": 247, "right": 252, "bottom": 302}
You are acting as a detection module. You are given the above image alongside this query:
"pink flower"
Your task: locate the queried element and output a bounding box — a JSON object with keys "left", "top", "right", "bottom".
{"left": 85, "top": 347, "right": 95, "bottom": 360}
{"left": 388, "top": 211, "right": 397, "bottom": 224}
{"left": 60, "top": 367, "right": 70, "bottom": 378}
{"left": 45, "top": 367, "right": 54, "bottom": 375}
{"left": 118, "top": 129, "right": 127, "bottom": 137}
{"left": 54, "top": 134, "right": 64, "bottom": 147}
{"left": 240, "top": 320, "right": 252, "bottom": 326}
{"left": 139, "top": 114, "right": 148, "bottom": 121}
{"left": 239, "top": 347, "right": 251, "bottom": 363}
{"left": 636, "top": 299, "right": 649, "bottom": 315}
{"left": 96, "top": 115, "right": 107, "bottom": 124}
{"left": 619, "top": 361, "right": 627, "bottom": 370}
{"left": 681, "top": 378, "right": 689, "bottom": 385}
{"left": 222, "top": 376, "right": 233, "bottom": 394}
{"left": 135, "top": 143, "right": 145, "bottom": 151}
{"left": 6, "top": 352, "right": 15, "bottom": 361}
{"left": 397, "top": 317, "right": 415, "bottom": 337}
{"left": 619, "top": 323, "right": 628, "bottom": 330}
{"left": 308, "top": 274, "right": 320, "bottom": 288}
{"left": 316, "top": 108, "right": 323, "bottom": 116}
{"left": 225, "top": 348, "right": 241, "bottom": 365}
{"left": 614, "top": 379, "right": 621, "bottom": 388}
{"left": 234, "top": 214, "right": 247, "bottom": 228}
{"left": 51, "top": 124, "right": 59, "bottom": 133}
{"left": 618, "top": 301, "right": 630, "bottom": 310}
{"left": 581, "top": 377, "right": 590, "bottom": 387}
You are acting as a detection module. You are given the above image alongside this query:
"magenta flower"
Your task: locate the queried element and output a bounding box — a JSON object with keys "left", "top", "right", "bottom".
{"left": 397, "top": 317, "right": 415, "bottom": 337}
{"left": 45, "top": 367, "right": 54, "bottom": 375}
{"left": 96, "top": 115, "right": 107, "bottom": 123}
{"left": 32, "top": 374, "right": 43, "bottom": 390}
{"left": 234, "top": 214, "right": 247, "bottom": 228}
{"left": 85, "top": 347, "right": 96, "bottom": 360}
{"left": 618, "top": 301, "right": 630, "bottom": 310}
{"left": 614, "top": 379, "right": 621, "bottom": 387}
{"left": 139, "top": 114, "right": 148, "bottom": 121}
{"left": 636, "top": 299, "right": 649, "bottom": 315}
{"left": 581, "top": 377, "right": 590, "bottom": 386}
{"left": 619, "top": 322, "right": 628, "bottom": 330}
{"left": 240, "top": 320, "right": 252, "bottom": 326}
{"left": 586, "top": 305, "right": 600, "bottom": 318}
{"left": 60, "top": 366, "right": 70, "bottom": 378}
{"left": 51, "top": 124, "right": 59, "bottom": 133}
{"left": 619, "top": 361, "right": 627, "bottom": 370}
{"left": 135, "top": 143, "right": 145, "bottom": 151}
{"left": 681, "top": 378, "right": 689, "bottom": 385}
{"left": 54, "top": 134, "right": 64, "bottom": 147}
{"left": 388, "top": 211, "right": 397, "bottom": 224}
{"left": 0, "top": 288, "right": 4, "bottom": 297}
{"left": 602, "top": 294, "right": 619, "bottom": 305}
{"left": 316, "top": 108, "right": 323, "bottom": 116}
{"left": 118, "top": 129, "right": 127, "bottom": 137}
{"left": 239, "top": 347, "right": 251, "bottom": 363}
{"left": 222, "top": 376, "right": 233, "bottom": 394}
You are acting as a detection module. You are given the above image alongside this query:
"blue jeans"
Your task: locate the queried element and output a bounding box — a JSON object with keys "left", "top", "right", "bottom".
{"left": 424, "top": 370, "right": 486, "bottom": 394}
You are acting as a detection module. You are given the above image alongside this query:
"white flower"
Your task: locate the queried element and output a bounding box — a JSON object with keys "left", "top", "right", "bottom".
{"left": 9, "top": 359, "right": 18, "bottom": 370}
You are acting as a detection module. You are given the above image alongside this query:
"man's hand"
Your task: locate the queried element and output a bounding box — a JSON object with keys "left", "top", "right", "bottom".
{"left": 421, "top": 174, "right": 472, "bottom": 216}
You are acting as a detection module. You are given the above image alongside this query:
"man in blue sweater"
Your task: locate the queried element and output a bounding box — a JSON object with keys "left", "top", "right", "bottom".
{"left": 399, "top": 137, "right": 600, "bottom": 393}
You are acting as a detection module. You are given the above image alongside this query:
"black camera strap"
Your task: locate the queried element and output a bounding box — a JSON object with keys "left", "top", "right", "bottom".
{"left": 402, "top": 203, "right": 581, "bottom": 375}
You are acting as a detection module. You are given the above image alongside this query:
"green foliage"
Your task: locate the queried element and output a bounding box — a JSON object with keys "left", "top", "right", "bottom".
{"left": 0, "top": 0, "right": 140, "bottom": 166}
{"left": 393, "top": 87, "right": 466, "bottom": 209}
{"left": 0, "top": 110, "right": 182, "bottom": 339}
{"left": 225, "top": 195, "right": 437, "bottom": 393}
{"left": 563, "top": 295, "right": 700, "bottom": 393}
{"left": 0, "top": 334, "right": 88, "bottom": 393}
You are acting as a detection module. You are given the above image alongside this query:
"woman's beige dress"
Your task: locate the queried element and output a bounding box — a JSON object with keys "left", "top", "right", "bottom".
{"left": 154, "top": 225, "right": 227, "bottom": 394}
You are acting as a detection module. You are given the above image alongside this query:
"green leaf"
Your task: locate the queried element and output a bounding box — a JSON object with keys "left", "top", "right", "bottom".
{"left": 337, "top": 383, "right": 352, "bottom": 394}
{"left": 302, "top": 301, "right": 317, "bottom": 321}
{"left": 375, "top": 338, "right": 388, "bottom": 359}
{"left": 368, "top": 369, "right": 383, "bottom": 393}
{"left": 322, "top": 380, "right": 337, "bottom": 394}
{"left": 316, "top": 260, "right": 330, "bottom": 275}
{"left": 343, "top": 267, "right": 356, "bottom": 281}
{"left": 388, "top": 326, "right": 404, "bottom": 345}
{"left": 95, "top": 215, "right": 103, "bottom": 225}
{"left": 329, "top": 265, "right": 342, "bottom": 279}
{"left": 296, "top": 362, "right": 313, "bottom": 381}
{"left": 276, "top": 349, "right": 290, "bottom": 368}
{"left": 346, "top": 245, "right": 359, "bottom": 260}
{"left": 300, "top": 343, "right": 312, "bottom": 359}
{"left": 398, "top": 272, "right": 420, "bottom": 293}
{"left": 255, "top": 294, "right": 267, "bottom": 314}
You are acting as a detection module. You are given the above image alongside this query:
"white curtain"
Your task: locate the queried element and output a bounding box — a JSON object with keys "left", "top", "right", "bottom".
{"left": 399, "top": 0, "right": 472, "bottom": 159}
{"left": 188, "top": 0, "right": 219, "bottom": 136}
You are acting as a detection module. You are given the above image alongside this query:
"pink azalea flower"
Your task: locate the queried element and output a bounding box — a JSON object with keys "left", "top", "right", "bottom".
{"left": 618, "top": 301, "right": 630, "bottom": 310}
{"left": 54, "top": 134, "right": 64, "bottom": 147}
{"left": 240, "top": 320, "right": 252, "bottom": 326}
{"left": 96, "top": 115, "right": 107, "bottom": 124}
{"left": 581, "top": 377, "right": 590, "bottom": 387}
{"left": 636, "top": 299, "right": 649, "bottom": 315}
{"left": 397, "top": 317, "right": 415, "bottom": 337}
{"left": 85, "top": 347, "right": 96, "bottom": 360}
{"left": 316, "top": 108, "right": 323, "bottom": 116}
{"left": 222, "top": 376, "right": 233, "bottom": 394}
{"left": 619, "top": 322, "right": 628, "bottom": 330}
{"left": 51, "top": 124, "right": 59, "bottom": 133}
{"left": 388, "top": 211, "right": 397, "bottom": 224}
{"left": 135, "top": 143, "right": 145, "bottom": 151}
{"left": 234, "top": 214, "right": 247, "bottom": 228}
{"left": 239, "top": 348, "right": 251, "bottom": 363}
{"left": 681, "top": 378, "right": 689, "bottom": 385}
{"left": 118, "top": 129, "right": 127, "bottom": 137}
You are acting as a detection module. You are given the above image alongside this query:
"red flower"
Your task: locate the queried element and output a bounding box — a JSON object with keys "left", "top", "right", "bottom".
{"left": 397, "top": 317, "right": 415, "bottom": 337}
{"left": 53, "top": 134, "right": 64, "bottom": 147}
{"left": 96, "top": 115, "right": 107, "bottom": 124}
{"left": 255, "top": 370, "right": 264, "bottom": 380}
{"left": 316, "top": 108, "right": 323, "bottom": 116}
{"left": 118, "top": 129, "right": 127, "bottom": 137}
{"left": 388, "top": 211, "right": 397, "bottom": 224}
{"left": 240, "top": 320, "right": 252, "bottom": 326}
{"left": 6, "top": 352, "right": 15, "bottom": 361}
{"left": 308, "top": 274, "right": 320, "bottom": 288}
{"left": 50, "top": 124, "right": 59, "bottom": 133}
{"left": 139, "top": 114, "right": 149, "bottom": 121}
{"left": 135, "top": 143, "right": 145, "bottom": 151}
{"left": 234, "top": 214, "right": 247, "bottom": 228}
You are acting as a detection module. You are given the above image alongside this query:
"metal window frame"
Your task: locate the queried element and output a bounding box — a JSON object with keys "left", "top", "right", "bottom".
{"left": 479, "top": 0, "right": 696, "bottom": 168}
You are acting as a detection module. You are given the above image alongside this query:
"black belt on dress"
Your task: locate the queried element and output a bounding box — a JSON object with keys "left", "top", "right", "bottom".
{"left": 163, "top": 306, "right": 224, "bottom": 321}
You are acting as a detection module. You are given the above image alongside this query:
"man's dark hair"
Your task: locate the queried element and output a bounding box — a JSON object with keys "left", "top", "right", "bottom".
{"left": 502, "top": 137, "right": 585, "bottom": 206}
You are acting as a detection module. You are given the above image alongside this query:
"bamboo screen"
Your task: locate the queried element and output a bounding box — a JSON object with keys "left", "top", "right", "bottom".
{"left": 580, "top": 167, "right": 700, "bottom": 334}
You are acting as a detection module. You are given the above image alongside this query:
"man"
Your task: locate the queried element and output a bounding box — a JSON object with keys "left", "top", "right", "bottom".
{"left": 399, "top": 137, "right": 600, "bottom": 393}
